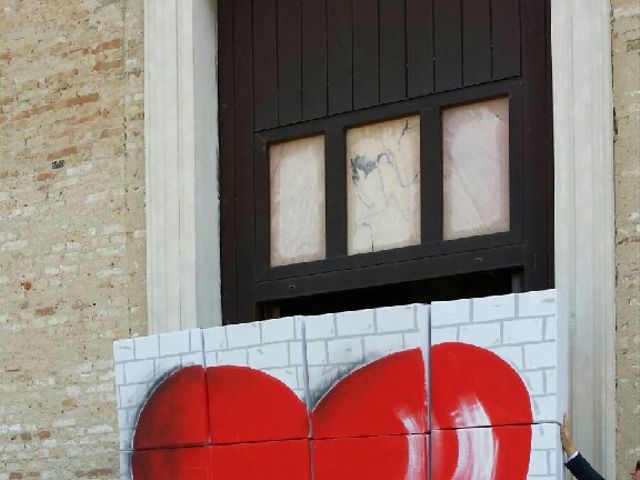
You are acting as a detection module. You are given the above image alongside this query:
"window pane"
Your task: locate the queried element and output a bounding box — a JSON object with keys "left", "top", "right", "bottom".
{"left": 347, "top": 115, "right": 421, "bottom": 255}
{"left": 442, "top": 97, "right": 510, "bottom": 240}
{"left": 270, "top": 136, "right": 326, "bottom": 266}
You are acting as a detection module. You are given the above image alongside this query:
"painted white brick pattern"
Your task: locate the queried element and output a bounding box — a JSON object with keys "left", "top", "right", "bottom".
{"left": 306, "top": 341, "right": 328, "bottom": 365}
{"left": 158, "top": 330, "right": 190, "bottom": 356}
{"left": 133, "top": 335, "right": 159, "bottom": 359}
{"left": 113, "top": 339, "right": 135, "bottom": 363}
{"left": 431, "top": 298, "right": 470, "bottom": 326}
{"left": 203, "top": 326, "right": 227, "bottom": 350}
{"left": 376, "top": 304, "right": 416, "bottom": 332}
{"left": 124, "top": 360, "right": 154, "bottom": 384}
{"left": 247, "top": 342, "right": 289, "bottom": 369}
{"left": 120, "top": 451, "right": 131, "bottom": 480}
{"left": 216, "top": 348, "right": 248, "bottom": 366}
{"left": 431, "top": 289, "right": 563, "bottom": 425}
{"left": 472, "top": 293, "right": 515, "bottom": 322}
{"left": 303, "top": 304, "right": 429, "bottom": 408}
{"left": 203, "top": 317, "right": 306, "bottom": 401}
{"left": 430, "top": 326, "right": 457, "bottom": 345}
{"left": 327, "top": 337, "right": 364, "bottom": 363}
{"left": 525, "top": 342, "right": 558, "bottom": 370}
{"left": 336, "top": 309, "right": 375, "bottom": 335}
{"left": 363, "top": 333, "right": 404, "bottom": 356}
{"left": 528, "top": 423, "right": 563, "bottom": 478}
{"left": 112, "top": 328, "right": 205, "bottom": 451}
{"left": 261, "top": 316, "right": 295, "bottom": 343}
{"left": 304, "top": 313, "right": 336, "bottom": 339}
{"left": 459, "top": 321, "right": 501, "bottom": 346}
{"left": 504, "top": 318, "right": 545, "bottom": 344}
{"left": 519, "top": 289, "right": 557, "bottom": 317}
{"left": 226, "top": 322, "right": 261, "bottom": 348}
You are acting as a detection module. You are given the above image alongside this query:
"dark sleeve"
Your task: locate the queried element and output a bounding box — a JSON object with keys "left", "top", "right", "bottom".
{"left": 565, "top": 453, "right": 605, "bottom": 480}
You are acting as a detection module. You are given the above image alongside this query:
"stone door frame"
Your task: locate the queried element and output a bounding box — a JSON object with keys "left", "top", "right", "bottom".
{"left": 143, "top": 0, "right": 616, "bottom": 475}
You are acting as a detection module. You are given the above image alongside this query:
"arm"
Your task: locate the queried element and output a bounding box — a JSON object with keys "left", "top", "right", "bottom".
{"left": 561, "top": 413, "right": 605, "bottom": 480}
{"left": 565, "top": 453, "right": 605, "bottom": 480}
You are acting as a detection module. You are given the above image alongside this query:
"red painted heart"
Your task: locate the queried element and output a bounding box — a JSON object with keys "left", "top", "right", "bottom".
{"left": 130, "top": 344, "right": 532, "bottom": 480}
{"left": 430, "top": 343, "right": 533, "bottom": 480}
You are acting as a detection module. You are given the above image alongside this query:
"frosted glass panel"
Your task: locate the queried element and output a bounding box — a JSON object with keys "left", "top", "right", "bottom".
{"left": 270, "top": 136, "right": 326, "bottom": 266}
{"left": 442, "top": 97, "right": 510, "bottom": 240}
{"left": 347, "top": 115, "right": 421, "bottom": 255}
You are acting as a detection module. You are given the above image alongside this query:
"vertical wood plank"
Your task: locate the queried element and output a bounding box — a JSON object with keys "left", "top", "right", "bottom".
{"left": 236, "top": 0, "right": 257, "bottom": 322}
{"left": 520, "top": 0, "right": 549, "bottom": 289}
{"left": 462, "top": 0, "right": 491, "bottom": 85}
{"left": 302, "top": 0, "right": 327, "bottom": 120}
{"left": 325, "top": 124, "right": 348, "bottom": 257}
{"left": 434, "top": 0, "right": 462, "bottom": 91}
{"left": 544, "top": 0, "right": 553, "bottom": 286}
{"left": 277, "top": 0, "right": 302, "bottom": 125}
{"left": 379, "top": 0, "right": 406, "bottom": 103}
{"left": 218, "top": 0, "right": 237, "bottom": 323}
{"left": 352, "top": 0, "right": 380, "bottom": 109}
{"left": 253, "top": 0, "right": 278, "bottom": 130}
{"left": 327, "top": 0, "right": 353, "bottom": 114}
{"left": 508, "top": 90, "right": 525, "bottom": 245}
{"left": 491, "top": 0, "right": 521, "bottom": 79}
{"left": 421, "top": 107, "right": 443, "bottom": 243}
{"left": 253, "top": 136, "right": 270, "bottom": 276}
{"left": 407, "top": 0, "right": 435, "bottom": 97}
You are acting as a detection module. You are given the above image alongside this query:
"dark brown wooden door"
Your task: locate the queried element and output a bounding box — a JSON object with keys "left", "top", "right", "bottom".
{"left": 219, "top": 0, "right": 553, "bottom": 323}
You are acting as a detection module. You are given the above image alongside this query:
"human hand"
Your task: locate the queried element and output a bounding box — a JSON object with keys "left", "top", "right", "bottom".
{"left": 560, "top": 412, "right": 577, "bottom": 456}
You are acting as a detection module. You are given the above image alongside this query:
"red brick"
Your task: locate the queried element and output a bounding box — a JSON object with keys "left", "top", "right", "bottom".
{"left": 36, "top": 171, "right": 56, "bottom": 181}
{"left": 75, "top": 469, "right": 112, "bottom": 478}
{"left": 35, "top": 307, "right": 56, "bottom": 317}
{"left": 12, "top": 104, "right": 54, "bottom": 121}
{"left": 94, "top": 39, "right": 122, "bottom": 53}
{"left": 64, "top": 93, "right": 100, "bottom": 107}
{"left": 46, "top": 146, "right": 78, "bottom": 161}
{"left": 92, "top": 59, "right": 123, "bottom": 72}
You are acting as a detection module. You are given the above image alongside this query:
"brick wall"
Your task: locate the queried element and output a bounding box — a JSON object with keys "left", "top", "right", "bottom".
{"left": 0, "top": 1, "right": 145, "bottom": 478}
{"left": 611, "top": 0, "right": 640, "bottom": 473}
